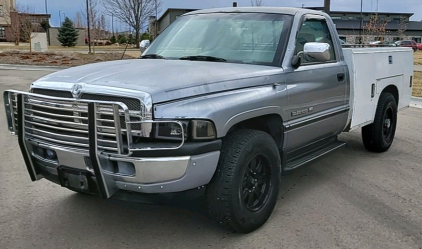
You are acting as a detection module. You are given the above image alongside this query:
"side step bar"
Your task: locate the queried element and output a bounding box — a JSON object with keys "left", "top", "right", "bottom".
{"left": 285, "top": 140, "right": 346, "bottom": 171}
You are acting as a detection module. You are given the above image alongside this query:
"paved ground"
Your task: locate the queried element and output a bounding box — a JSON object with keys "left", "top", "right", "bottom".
{"left": 415, "top": 65, "right": 422, "bottom": 71}
{"left": 1, "top": 69, "right": 422, "bottom": 249}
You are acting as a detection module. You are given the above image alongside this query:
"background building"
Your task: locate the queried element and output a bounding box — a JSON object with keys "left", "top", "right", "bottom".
{"left": 148, "top": 8, "right": 197, "bottom": 38}
{"left": 309, "top": 7, "right": 422, "bottom": 43}
{"left": 0, "top": 0, "right": 50, "bottom": 43}
{"left": 0, "top": 0, "right": 16, "bottom": 42}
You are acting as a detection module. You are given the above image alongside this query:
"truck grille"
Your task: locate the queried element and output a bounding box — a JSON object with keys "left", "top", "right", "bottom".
{"left": 7, "top": 92, "right": 135, "bottom": 154}
{"left": 30, "top": 88, "right": 144, "bottom": 130}
{"left": 80, "top": 93, "right": 143, "bottom": 130}
{"left": 80, "top": 94, "right": 142, "bottom": 110}
{"left": 32, "top": 89, "right": 73, "bottom": 98}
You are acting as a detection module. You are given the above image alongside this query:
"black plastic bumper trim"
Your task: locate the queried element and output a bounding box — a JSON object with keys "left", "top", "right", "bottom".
{"left": 131, "top": 139, "right": 222, "bottom": 158}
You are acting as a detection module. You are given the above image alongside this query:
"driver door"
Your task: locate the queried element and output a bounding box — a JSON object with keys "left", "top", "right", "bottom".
{"left": 284, "top": 16, "right": 348, "bottom": 152}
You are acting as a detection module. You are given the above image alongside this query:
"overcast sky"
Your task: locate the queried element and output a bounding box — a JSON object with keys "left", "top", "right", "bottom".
{"left": 20, "top": 0, "right": 422, "bottom": 29}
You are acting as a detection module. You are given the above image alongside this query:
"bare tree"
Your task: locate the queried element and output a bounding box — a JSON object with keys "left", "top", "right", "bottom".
{"left": 363, "top": 14, "right": 389, "bottom": 43}
{"left": 251, "top": 0, "right": 264, "bottom": 6}
{"left": 397, "top": 15, "right": 407, "bottom": 40}
{"left": 18, "top": 5, "right": 41, "bottom": 53}
{"left": 99, "top": 14, "right": 108, "bottom": 39}
{"left": 102, "top": 0, "right": 161, "bottom": 48}
{"left": 81, "top": 0, "right": 101, "bottom": 52}
{"left": 73, "top": 11, "right": 84, "bottom": 28}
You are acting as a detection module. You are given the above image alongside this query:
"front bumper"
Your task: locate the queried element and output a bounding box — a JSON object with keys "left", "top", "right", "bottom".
{"left": 30, "top": 141, "right": 220, "bottom": 195}
{"left": 6, "top": 91, "right": 220, "bottom": 199}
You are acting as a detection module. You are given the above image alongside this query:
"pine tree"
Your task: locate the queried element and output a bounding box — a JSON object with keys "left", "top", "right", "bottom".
{"left": 127, "top": 34, "right": 134, "bottom": 44}
{"left": 110, "top": 35, "right": 116, "bottom": 44}
{"left": 117, "top": 34, "right": 127, "bottom": 44}
{"left": 57, "top": 17, "right": 79, "bottom": 47}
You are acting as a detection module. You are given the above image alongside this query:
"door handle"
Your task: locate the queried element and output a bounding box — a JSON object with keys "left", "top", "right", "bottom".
{"left": 337, "top": 73, "right": 345, "bottom": 82}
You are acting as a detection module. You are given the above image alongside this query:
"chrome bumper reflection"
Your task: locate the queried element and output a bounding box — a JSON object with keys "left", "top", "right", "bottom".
{"left": 28, "top": 140, "right": 220, "bottom": 194}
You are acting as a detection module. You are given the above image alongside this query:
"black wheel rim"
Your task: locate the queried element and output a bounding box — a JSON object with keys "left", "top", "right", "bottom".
{"left": 240, "top": 154, "right": 272, "bottom": 212}
{"left": 383, "top": 106, "right": 394, "bottom": 143}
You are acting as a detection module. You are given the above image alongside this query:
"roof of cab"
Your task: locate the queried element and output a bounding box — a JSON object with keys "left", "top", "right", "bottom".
{"left": 185, "top": 7, "right": 326, "bottom": 17}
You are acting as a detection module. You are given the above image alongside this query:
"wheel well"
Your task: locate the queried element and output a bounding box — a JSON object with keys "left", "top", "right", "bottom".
{"left": 226, "top": 114, "right": 284, "bottom": 149}
{"left": 381, "top": 85, "right": 399, "bottom": 106}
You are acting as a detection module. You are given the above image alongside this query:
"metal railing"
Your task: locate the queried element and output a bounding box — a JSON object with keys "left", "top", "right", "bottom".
{"left": 3, "top": 90, "right": 185, "bottom": 156}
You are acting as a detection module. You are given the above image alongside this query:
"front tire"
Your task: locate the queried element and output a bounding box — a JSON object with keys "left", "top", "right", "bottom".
{"left": 206, "top": 130, "right": 281, "bottom": 233}
{"left": 361, "top": 93, "right": 398, "bottom": 152}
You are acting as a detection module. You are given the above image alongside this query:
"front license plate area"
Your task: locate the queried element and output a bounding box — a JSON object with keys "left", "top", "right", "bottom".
{"left": 57, "top": 166, "right": 95, "bottom": 193}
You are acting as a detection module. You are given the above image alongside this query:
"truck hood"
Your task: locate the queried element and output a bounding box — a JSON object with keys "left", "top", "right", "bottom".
{"left": 33, "top": 59, "right": 283, "bottom": 103}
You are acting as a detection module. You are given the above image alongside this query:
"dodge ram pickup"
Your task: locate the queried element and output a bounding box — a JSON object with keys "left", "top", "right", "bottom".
{"left": 3, "top": 7, "right": 414, "bottom": 233}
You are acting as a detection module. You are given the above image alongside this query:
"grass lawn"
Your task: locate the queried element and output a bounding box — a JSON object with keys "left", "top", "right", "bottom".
{"left": 413, "top": 71, "right": 422, "bottom": 98}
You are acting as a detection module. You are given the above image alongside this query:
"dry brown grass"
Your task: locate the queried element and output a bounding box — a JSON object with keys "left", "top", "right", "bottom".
{"left": 413, "top": 71, "right": 422, "bottom": 97}
{"left": 414, "top": 51, "right": 422, "bottom": 65}
{"left": 0, "top": 50, "right": 134, "bottom": 67}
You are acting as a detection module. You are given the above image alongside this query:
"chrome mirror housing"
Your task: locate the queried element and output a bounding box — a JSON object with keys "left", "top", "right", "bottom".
{"left": 303, "top": 42, "right": 331, "bottom": 62}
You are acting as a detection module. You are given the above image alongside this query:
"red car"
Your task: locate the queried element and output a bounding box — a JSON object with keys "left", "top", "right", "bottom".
{"left": 396, "top": 40, "right": 418, "bottom": 52}
{"left": 417, "top": 43, "right": 422, "bottom": 50}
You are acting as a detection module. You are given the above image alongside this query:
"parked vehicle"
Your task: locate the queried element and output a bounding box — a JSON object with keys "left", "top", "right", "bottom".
{"left": 140, "top": 39, "right": 150, "bottom": 49}
{"left": 383, "top": 41, "right": 399, "bottom": 47}
{"left": 369, "top": 41, "right": 398, "bottom": 47}
{"left": 417, "top": 43, "right": 422, "bottom": 50}
{"left": 396, "top": 40, "right": 418, "bottom": 51}
{"left": 3, "top": 7, "right": 414, "bottom": 233}
{"left": 340, "top": 39, "right": 350, "bottom": 46}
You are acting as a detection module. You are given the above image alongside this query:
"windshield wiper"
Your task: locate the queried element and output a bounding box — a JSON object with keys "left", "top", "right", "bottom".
{"left": 140, "top": 54, "right": 165, "bottom": 59}
{"left": 179, "top": 55, "right": 227, "bottom": 62}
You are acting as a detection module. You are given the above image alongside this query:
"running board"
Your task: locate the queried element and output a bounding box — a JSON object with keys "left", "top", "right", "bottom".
{"left": 285, "top": 140, "right": 346, "bottom": 171}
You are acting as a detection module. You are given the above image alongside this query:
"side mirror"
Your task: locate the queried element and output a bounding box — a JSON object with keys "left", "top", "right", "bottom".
{"left": 303, "top": 42, "right": 331, "bottom": 62}
{"left": 291, "top": 55, "right": 301, "bottom": 69}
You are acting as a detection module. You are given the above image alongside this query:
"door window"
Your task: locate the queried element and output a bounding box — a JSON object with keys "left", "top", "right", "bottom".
{"left": 295, "top": 18, "right": 336, "bottom": 64}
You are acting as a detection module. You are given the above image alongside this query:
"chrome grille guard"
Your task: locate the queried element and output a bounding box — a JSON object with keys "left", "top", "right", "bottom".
{"left": 3, "top": 90, "right": 185, "bottom": 199}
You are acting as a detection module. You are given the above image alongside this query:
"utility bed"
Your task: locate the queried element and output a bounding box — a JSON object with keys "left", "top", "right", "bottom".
{"left": 342, "top": 47, "right": 414, "bottom": 131}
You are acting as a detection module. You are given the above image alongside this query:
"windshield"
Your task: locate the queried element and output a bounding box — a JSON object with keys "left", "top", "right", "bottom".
{"left": 143, "top": 13, "right": 293, "bottom": 66}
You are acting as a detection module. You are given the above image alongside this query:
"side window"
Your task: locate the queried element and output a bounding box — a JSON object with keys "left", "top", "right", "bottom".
{"left": 295, "top": 18, "right": 336, "bottom": 64}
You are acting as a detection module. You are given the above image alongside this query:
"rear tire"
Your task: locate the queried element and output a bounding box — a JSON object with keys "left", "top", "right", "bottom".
{"left": 361, "top": 93, "right": 397, "bottom": 152}
{"left": 206, "top": 129, "right": 281, "bottom": 233}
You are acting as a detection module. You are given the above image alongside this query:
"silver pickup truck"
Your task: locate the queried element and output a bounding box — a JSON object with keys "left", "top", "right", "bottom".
{"left": 3, "top": 7, "right": 413, "bottom": 233}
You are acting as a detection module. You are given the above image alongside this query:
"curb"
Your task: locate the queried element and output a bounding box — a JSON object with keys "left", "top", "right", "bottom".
{"left": 0, "top": 64, "right": 68, "bottom": 71}
{"left": 410, "top": 97, "right": 422, "bottom": 109}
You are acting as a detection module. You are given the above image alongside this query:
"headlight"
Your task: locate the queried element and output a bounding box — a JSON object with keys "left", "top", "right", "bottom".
{"left": 153, "top": 120, "right": 216, "bottom": 141}
{"left": 192, "top": 120, "right": 216, "bottom": 140}
{"left": 155, "top": 122, "right": 187, "bottom": 141}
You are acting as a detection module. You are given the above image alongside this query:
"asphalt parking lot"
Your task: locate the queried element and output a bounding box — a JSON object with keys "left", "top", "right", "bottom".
{"left": 1, "top": 68, "right": 422, "bottom": 249}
